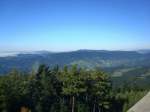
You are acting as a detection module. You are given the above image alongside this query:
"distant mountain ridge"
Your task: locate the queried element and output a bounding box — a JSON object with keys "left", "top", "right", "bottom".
{"left": 137, "top": 49, "right": 150, "bottom": 54}
{"left": 0, "top": 50, "right": 150, "bottom": 74}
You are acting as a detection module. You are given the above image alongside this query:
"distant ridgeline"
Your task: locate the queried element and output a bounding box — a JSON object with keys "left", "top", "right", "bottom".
{"left": 0, "top": 50, "right": 150, "bottom": 89}
{"left": 0, "top": 50, "right": 150, "bottom": 74}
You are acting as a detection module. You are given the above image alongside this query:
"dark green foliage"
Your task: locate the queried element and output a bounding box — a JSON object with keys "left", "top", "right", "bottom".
{"left": 0, "top": 65, "right": 148, "bottom": 112}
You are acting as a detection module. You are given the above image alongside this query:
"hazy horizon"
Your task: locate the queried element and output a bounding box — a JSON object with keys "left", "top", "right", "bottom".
{"left": 0, "top": 48, "right": 150, "bottom": 53}
{"left": 0, "top": 0, "right": 150, "bottom": 51}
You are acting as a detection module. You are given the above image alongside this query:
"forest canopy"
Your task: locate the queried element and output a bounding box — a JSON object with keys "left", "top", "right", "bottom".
{"left": 0, "top": 65, "right": 148, "bottom": 112}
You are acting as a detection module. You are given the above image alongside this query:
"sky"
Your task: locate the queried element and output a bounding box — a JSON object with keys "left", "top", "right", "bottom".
{"left": 0, "top": 0, "right": 150, "bottom": 52}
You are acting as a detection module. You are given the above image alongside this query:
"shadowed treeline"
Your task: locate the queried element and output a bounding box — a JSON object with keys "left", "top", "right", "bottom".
{"left": 0, "top": 65, "right": 148, "bottom": 112}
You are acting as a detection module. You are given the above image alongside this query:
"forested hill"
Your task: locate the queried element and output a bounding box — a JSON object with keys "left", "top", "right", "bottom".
{"left": 0, "top": 50, "right": 150, "bottom": 74}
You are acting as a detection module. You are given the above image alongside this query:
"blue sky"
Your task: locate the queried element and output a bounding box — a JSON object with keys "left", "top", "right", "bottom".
{"left": 0, "top": 0, "right": 150, "bottom": 51}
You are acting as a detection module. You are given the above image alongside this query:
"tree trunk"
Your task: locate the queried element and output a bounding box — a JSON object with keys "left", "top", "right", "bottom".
{"left": 98, "top": 107, "right": 101, "bottom": 112}
{"left": 93, "top": 104, "right": 95, "bottom": 112}
{"left": 86, "top": 94, "right": 88, "bottom": 102}
{"left": 72, "top": 96, "right": 75, "bottom": 112}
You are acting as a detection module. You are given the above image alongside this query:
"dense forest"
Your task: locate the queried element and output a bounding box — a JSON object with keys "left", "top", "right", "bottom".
{"left": 0, "top": 65, "right": 148, "bottom": 112}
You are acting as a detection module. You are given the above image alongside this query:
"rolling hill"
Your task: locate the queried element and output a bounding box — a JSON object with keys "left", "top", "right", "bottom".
{"left": 0, "top": 50, "right": 150, "bottom": 74}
